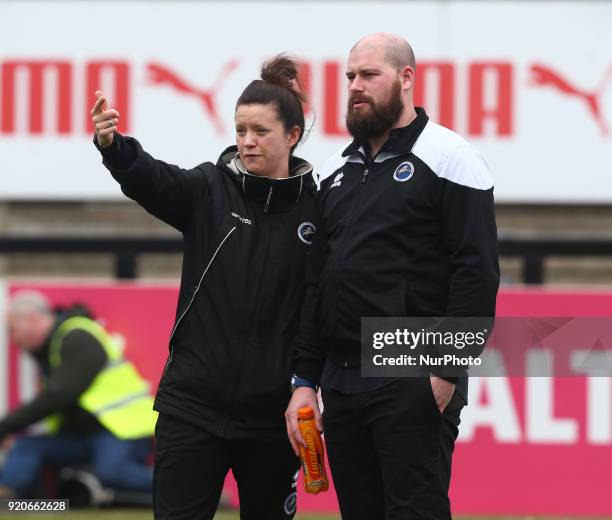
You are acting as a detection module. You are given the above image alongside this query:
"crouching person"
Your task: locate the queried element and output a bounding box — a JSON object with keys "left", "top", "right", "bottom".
{"left": 0, "top": 291, "right": 155, "bottom": 498}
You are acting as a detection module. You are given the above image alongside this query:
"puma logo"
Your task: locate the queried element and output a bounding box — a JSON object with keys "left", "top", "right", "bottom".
{"left": 146, "top": 60, "right": 239, "bottom": 134}
{"left": 529, "top": 63, "right": 612, "bottom": 136}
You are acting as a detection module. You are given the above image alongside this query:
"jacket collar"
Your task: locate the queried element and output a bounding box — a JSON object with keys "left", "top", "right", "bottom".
{"left": 342, "top": 106, "right": 429, "bottom": 162}
{"left": 217, "top": 146, "right": 315, "bottom": 213}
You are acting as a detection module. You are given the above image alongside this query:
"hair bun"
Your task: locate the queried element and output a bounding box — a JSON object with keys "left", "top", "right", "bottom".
{"left": 261, "top": 54, "right": 306, "bottom": 103}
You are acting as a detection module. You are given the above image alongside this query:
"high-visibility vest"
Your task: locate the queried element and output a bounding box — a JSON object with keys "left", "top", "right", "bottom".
{"left": 47, "top": 317, "right": 157, "bottom": 439}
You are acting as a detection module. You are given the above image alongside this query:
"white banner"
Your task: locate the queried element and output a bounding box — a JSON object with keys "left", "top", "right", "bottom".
{"left": 0, "top": 1, "right": 611, "bottom": 202}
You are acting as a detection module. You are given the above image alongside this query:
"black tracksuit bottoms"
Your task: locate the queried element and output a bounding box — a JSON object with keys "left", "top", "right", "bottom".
{"left": 153, "top": 413, "right": 300, "bottom": 520}
{"left": 322, "top": 377, "right": 464, "bottom": 520}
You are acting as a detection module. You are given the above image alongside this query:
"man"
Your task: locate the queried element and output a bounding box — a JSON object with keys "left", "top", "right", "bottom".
{"left": 0, "top": 291, "right": 156, "bottom": 499}
{"left": 286, "top": 33, "right": 499, "bottom": 519}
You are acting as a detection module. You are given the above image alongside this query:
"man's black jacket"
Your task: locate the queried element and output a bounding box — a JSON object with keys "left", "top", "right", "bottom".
{"left": 292, "top": 108, "right": 500, "bottom": 401}
{"left": 96, "top": 135, "right": 319, "bottom": 441}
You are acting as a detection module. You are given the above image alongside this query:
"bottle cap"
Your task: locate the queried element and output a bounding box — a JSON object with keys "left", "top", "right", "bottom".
{"left": 298, "top": 406, "right": 314, "bottom": 419}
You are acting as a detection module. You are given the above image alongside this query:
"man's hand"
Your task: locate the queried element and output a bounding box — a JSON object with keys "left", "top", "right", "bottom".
{"left": 90, "top": 90, "right": 120, "bottom": 148}
{"left": 430, "top": 375, "right": 455, "bottom": 413}
{"left": 285, "top": 387, "right": 322, "bottom": 456}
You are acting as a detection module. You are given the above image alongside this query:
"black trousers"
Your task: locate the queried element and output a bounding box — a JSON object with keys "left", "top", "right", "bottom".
{"left": 153, "top": 413, "right": 300, "bottom": 520}
{"left": 322, "top": 378, "right": 464, "bottom": 520}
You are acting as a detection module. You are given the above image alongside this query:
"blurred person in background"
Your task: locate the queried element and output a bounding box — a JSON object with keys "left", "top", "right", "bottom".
{"left": 0, "top": 290, "right": 156, "bottom": 499}
{"left": 92, "top": 55, "right": 318, "bottom": 520}
{"left": 286, "top": 33, "right": 499, "bottom": 520}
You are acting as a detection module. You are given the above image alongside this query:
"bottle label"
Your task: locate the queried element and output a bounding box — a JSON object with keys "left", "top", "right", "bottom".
{"left": 299, "top": 422, "right": 329, "bottom": 493}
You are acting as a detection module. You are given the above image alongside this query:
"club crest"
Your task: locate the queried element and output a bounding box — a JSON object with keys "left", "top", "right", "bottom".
{"left": 298, "top": 222, "right": 316, "bottom": 244}
{"left": 393, "top": 161, "right": 414, "bottom": 182}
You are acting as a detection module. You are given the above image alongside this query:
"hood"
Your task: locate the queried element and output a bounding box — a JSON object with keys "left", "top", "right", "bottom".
{"left": 217, "top": 146, "right": 315, "bottom": 213}
{"left": 31, "top": 314, "right": 64, "bottom": 373}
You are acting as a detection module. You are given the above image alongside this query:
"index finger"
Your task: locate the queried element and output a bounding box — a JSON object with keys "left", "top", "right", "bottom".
{"left": 90, "top": 93, "right": 106, "bottom": 116}
{"left": 290, "top": 417, "right": 307, "bottom": 448}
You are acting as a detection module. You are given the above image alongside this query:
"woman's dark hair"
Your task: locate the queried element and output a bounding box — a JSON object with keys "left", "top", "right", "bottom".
{"left": 236, "top": 54, "right": 307, "bottom": 154}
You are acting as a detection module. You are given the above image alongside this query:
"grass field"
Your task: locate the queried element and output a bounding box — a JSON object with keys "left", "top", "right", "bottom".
{"left": 4, "top": 512, "right": 612, "bottom": 520}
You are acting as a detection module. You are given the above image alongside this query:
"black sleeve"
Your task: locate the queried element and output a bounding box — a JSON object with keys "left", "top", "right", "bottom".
{"left": 292, "top": 285, "right": 326, "bottom": 385}
{"left": 432, "top": 145, "right": 500, "bottom": 383}
{"left": 440, "top": 146, "right": 500, "bottom": 318}
{"left": 94, "top": 133, "right": 206, "bottom": 231}
{"left": 0, "top": 330, "right": 107, "bottom": 439}
{"left": 291, "top": 198, "right": 328, "bottom": 385}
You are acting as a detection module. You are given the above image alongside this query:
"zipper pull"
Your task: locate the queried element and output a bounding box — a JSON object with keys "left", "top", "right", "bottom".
{"left": 361, "top": 167, "right": 369, "bottom": 183}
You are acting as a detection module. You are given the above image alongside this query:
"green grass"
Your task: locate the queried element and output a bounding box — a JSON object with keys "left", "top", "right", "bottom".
{"left": 3, "top": 512, "right": 612, "bottom": 520}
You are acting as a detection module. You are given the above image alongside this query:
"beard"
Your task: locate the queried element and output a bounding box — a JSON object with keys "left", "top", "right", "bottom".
{"left": 346, "top": 80, "right": 404, "bottom": 143}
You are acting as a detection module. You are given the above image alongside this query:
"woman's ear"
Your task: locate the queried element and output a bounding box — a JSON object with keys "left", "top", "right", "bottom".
{"left": 288, "top": 125, "right": 301, "bottom": 149}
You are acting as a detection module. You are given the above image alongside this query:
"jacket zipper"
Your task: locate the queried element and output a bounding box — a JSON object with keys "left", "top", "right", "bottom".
{"left": 264, "top": 186, "right": 273, "bottom": 213}
{"left": 162, "top": 226, "right": 237, "bottom": 375}
{"left": 331, "top": 159, "right": 372, "bottom": 269}
{"left": 223, "top": 215, "right": 272, "bottom": 436}
{"left": 325, "top": 159, "right": 373, "bottom": 360}
{"left": 361, "top": 166, "right": 369, "bottom": 183}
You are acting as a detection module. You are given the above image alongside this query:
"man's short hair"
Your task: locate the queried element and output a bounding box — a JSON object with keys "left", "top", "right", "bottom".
{"left": 351, "top": 33, "right": 416, "bottom": 71}
{"left": 9, "top": 290, "right": 52, "bottom": 316}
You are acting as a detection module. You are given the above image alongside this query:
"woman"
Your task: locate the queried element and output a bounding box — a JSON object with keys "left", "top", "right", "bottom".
{"left": 91, "top": 56, "right": 318, "bottom": 520}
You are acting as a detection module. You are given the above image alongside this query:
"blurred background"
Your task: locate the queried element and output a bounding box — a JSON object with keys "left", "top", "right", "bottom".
{"left": 1, "top": 0, "right": 611, "bottom": 518}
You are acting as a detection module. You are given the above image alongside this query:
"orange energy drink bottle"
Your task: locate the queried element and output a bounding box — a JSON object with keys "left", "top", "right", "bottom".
{"left": 297, "top": 406, "right": 329, "bottom": 494}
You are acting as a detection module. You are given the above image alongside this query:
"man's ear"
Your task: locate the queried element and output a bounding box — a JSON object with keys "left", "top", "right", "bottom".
{"left": 401, "top": 65, "right": 415, "bottom": 91}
